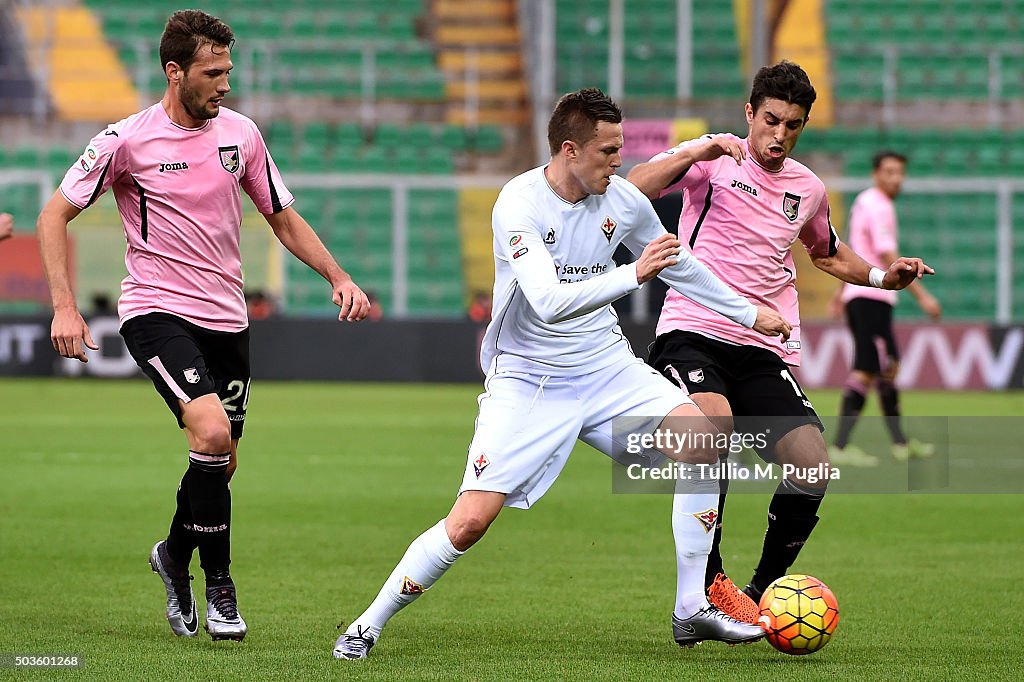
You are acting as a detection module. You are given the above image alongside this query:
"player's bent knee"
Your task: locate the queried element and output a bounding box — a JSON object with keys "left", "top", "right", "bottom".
{"left": 445, "top": 514, "right": 492, "bottom": 551}
{"left": 190, "top": 423, "right": 231, "bottom": 453}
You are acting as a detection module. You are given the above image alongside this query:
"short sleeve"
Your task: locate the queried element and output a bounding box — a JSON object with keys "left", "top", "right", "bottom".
{"left": 59, "top": 125, "right": 126, "bottom": 209}
{"left": 647, "top": 135, "right": 714, "bottom": 197}
{"left": 240, "top": 121, "right": 294, "bottom": 214}
{"left": 798, "top": 188, "right": 841, "bottom": 258}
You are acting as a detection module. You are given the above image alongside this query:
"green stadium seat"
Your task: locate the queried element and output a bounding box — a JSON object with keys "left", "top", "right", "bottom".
{"left": 470, "top": 126, "right": 504, "bottom": 154}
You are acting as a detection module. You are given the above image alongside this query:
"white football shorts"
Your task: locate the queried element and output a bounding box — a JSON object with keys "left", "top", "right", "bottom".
{"left": 459, "top": 353, "right": 694, "bottom": 509}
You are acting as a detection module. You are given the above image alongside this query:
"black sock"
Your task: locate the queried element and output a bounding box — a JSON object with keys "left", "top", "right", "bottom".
{"left": 877, "top": 379, "right": 907, "bottom": 444}
{"left": 834, "top": 379, "right": 868, "bottom": 449}
{"left": 165, "top": 470, "right": 198, "bottom": 568}
{"left": 749, "top": 478, "right": 824, "bottom": 595}
{"left": 186, "top": 451, "right": 232, "bottom": 579}
{"left": 704, "top": 455, "right": 729, "bottom": 589}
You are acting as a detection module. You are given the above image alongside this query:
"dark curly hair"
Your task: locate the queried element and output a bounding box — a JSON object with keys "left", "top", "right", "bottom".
{"left": 547, "top": 87, "right": 623, "bottom": 156}
{"left": 159, "top": 10, "right": 234, "bottom": 74}
{"left": 749, "top": 60, "right": 817, "bottom": 119}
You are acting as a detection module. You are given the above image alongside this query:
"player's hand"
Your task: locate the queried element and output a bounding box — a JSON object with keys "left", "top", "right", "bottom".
{"left": 332, "top": 277, "right": 371, "bottom": 322}
{"left": 636, "top": 233, "right": 681, "bottom": 284}
{"left": 882, "top": 257, "right": 934, "bottom": 290}
{"left": 50, "top": 306, "right": 98, "bottom": 362}
{"left": 918, "top": 291, "right": 942, "bottom": 320}
{"left": 752, "top": 305, "right": 792, "bottom": 340}
{"left": 693, "top": 136, "right": 746, "bottom": 166}
{"left": 0, "top": 213, "right": 13, "bottom": 241}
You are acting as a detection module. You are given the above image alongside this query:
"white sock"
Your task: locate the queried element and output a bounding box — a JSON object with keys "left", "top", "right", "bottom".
{"left": 671, "top": 463, "right": 719, "bottom": 618}
{"left": 347, "top": 519, "right": 464, "bottom": 638}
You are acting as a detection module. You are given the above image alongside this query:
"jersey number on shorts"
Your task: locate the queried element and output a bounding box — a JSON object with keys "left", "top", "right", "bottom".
{"left": 779, "top": 369, "right": 802, "bottom": 397}
{"left": 222, "top": 379, "right": 250, "bottom": 412}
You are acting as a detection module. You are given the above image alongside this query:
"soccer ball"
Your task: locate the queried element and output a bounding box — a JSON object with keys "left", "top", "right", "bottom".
{"left": 757, "top": 574, "right": 839, "bottom": 655}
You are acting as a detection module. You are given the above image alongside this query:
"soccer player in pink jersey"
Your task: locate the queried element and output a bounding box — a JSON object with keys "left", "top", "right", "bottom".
{"left": 829, "top": 151, "right": 942, "bottom": 465}
{"left": 627, "top": 61, "right": 934, "bottom": 623}
{"left": 37, "top": 10, "right": 369, "bottom": 641}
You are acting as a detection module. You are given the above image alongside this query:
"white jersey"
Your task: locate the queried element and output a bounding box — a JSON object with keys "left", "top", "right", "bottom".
{"left": 481, "top": 166, "right": 758, "bottom": 376}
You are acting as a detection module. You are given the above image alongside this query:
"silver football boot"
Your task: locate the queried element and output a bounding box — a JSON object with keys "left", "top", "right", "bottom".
{"left": 672, "top": 605, "right": 765, "bottom": 648}
{"left": 205, "top": 582, "right": 248, "bottom": 641}
{"left": 333, "top": 626, "right": 377, "bottom": 660}
{"left": 148, "top": 541, "right": 199, "bottom": 637}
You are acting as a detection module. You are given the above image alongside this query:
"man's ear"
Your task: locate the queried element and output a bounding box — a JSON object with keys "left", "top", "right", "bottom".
{"left": 165, "top": 61, "right": 183, "bottom": 83}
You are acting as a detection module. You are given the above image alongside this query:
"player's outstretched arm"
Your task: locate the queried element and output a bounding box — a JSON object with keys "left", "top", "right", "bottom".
{"left": 811, "top": 242, "right": 934, "bottom": 291}
{"left": 0, "top": 213, "right": 13, "bottom": 241}
{"left": 263, "top": 207, "right": 370, "bottom": 322}
{"left": 37, "top": 191, "right": 97, "bottom": 362}
{"left": 627, "top": 136, "right": 744, "bottom": 200}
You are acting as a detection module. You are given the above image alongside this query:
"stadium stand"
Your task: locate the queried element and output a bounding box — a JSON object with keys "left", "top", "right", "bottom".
{"left": 555, "top": 0, "right": 745, "bottom": 99}
{"left": 2, "top": 0, "right": 1020, "bottom": 320}
{"left": 66, "top": 0, "right": 511, "bottom": 317}
{"left": 827, "top": 0, "right": 1020, "bottom": 103}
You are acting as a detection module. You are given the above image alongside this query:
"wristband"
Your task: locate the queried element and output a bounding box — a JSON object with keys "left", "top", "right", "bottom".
{"left": 868, "top": 267, "right": 886, "bottom": 288}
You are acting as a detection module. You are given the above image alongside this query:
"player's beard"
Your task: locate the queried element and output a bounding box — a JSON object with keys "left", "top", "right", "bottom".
{"left": 179, "top": 77, "right": 219, "bottom": 121}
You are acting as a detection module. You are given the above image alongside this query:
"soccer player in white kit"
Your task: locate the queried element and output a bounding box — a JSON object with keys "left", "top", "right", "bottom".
{"left": 333, "top": 88, "right": 793, "bottom": 659}
{"left": 37, "top": 10, "right": 369, "bottom": 641}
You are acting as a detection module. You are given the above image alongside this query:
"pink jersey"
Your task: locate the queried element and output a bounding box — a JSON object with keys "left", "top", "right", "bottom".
{"left": 839, "top": 186, "right": 898, "bottom": 306}
{"left": 653, "top": 134, "right": 840, "bottom": 365}
{"left": 60, "top": 103, "right": 293, "bottom": 332}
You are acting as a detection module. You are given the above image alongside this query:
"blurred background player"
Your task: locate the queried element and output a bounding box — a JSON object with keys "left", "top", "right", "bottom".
{"left": 829, "top": 150, "right": 942, "bottom": 466}
{"left": 628, "top": 61, "right": 934, "bottom": 624}
{"left": 0, "top": 212, "right": 13, "bottom": 241}
{"left": 333, "top": 88, "right": 792, "bottom": 660}
{"left": 37, "top": 9, "right": 369, "bottom": 642}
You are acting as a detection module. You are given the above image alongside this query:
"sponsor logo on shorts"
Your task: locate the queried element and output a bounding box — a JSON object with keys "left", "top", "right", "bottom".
{"left": 228, "top": 414, "right": 245, "bottom": 421}
{"left": 401, "top": 576, "right": 425, "bottom": 595}
{"left": 183, "top": 368, "right": 200, "bottom": 384}
{"left": 473, "top": 453, "right": 490, "bottom": 478}
{"left": 512, "top": 247, "right": 529, "bottom": 260}
{"left": 693, "top": 508, "right": 718, "bottom": 533}
{"left": 688, "top": 368, "right": 704, "bottom": 384}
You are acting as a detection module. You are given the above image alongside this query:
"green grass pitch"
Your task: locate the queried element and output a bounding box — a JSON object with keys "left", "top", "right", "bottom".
{"left": 2, "top": 378, "right": 1022, "bottom": 680}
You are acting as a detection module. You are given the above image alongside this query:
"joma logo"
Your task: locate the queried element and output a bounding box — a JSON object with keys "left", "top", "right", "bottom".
{"left": 159, "top": 162, "right": 189, "bottom": 172}
{"left": 730, "top": 178, "right": 758, "bottom": 196}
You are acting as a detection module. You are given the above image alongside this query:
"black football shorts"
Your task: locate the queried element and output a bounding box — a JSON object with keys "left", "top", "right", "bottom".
{"left": 120, "top": 312, "right": 250, "bottom": 439}
{"left": 647, "top": 330, "right": 823, "bottom": 461}
{"left": 844, "top": 297, "right": 899, "bottom": 374}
